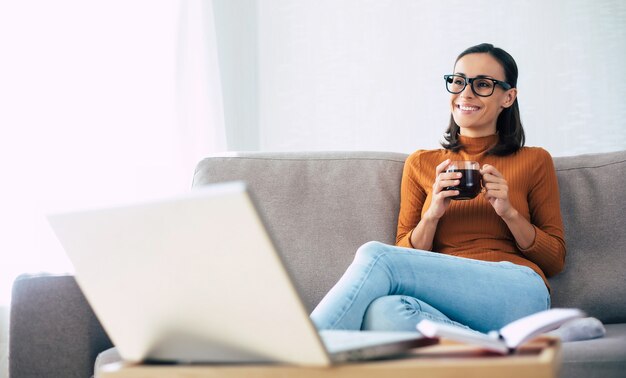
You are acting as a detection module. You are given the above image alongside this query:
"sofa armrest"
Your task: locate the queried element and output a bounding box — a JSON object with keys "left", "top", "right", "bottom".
{"left": 9, "top": 274, "right": 113, "bottom": 378}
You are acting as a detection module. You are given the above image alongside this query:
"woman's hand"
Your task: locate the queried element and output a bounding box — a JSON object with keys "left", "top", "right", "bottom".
{"left": 480, "top": 164, "right": 516, "bottom": 220}
{"left": 480, "top": 163, "right": 537, "bottom": 249}
{"left": 424, "top": 159, "right": 460, "bottom": 220}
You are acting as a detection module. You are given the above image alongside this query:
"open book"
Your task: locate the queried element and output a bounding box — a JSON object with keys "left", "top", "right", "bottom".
{"left": 416, "top": 308, "right": 585, "bottom": 354}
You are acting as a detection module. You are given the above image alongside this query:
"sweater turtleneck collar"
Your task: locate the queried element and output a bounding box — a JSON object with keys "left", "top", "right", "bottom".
{"left": 458, "top": 134, "right": 499, "bottom": 155}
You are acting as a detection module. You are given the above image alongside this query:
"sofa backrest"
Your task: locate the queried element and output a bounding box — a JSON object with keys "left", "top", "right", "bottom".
{"left": 193, "top": 152, "right": 407, "bottom": 312}
{"left": 550, "top": 150, "right": 626, "bottom": 323}
{"left": 193, "top": 150, "right": 626, "bottom": 323}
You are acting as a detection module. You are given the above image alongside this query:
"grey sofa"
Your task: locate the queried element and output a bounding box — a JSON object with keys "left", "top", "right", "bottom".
{"left": 9, "top": 149, "right": 626, "bottom": 378}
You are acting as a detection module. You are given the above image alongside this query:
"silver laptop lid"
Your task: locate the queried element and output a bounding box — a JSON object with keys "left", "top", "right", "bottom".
{"left": 47, "top": 181, "right": 332, "bottom": 365}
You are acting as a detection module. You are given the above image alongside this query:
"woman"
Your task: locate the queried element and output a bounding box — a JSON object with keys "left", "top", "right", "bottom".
{"left": 310, "top": 43, "right": 566, "bottom": 334}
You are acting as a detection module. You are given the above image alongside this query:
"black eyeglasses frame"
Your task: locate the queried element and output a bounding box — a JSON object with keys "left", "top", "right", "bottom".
{"left": 444, "top": 74, "right": 512, "bottom": 97}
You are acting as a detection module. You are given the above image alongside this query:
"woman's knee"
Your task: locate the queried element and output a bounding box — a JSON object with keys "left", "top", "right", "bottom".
{"left": 362, "top": 295, "right": 415, "bottom": 331}
{"left": 362, "top": 295, "right": 438, "bottom": 331}
{"left": 365, "top": 295, "right": 439, "bottom": 318}
{"left": 354, "top": 241, "right": 389, "bottom": 264}
{"left": 362, "top": 295, "right": 460, "bottom": 332}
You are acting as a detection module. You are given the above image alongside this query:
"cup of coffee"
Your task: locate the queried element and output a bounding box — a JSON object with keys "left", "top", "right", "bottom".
{"left": 445, "top": 161, "right": 482, "bottom": 200}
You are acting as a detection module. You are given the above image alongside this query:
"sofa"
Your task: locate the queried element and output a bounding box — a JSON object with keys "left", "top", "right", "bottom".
{"left": 9, "top": 149, "right": 626, "bottom": 378}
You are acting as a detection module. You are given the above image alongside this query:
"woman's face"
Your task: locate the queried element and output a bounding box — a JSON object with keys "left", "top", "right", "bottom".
{"left": 450, "top": 53, "right": 517, "bottom": 137}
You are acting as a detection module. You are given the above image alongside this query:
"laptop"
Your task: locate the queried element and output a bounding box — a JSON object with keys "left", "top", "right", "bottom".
{"left": 47, "top": 181, "right": 434, "bottom": 366}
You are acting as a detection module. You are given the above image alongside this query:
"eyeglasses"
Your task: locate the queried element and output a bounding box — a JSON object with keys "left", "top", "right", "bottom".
{"left": 444, "top": 74, "right": 512, "bottom": 97}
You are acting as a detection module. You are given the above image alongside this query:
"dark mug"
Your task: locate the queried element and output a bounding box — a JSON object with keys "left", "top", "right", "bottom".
{"left": 445, "top": 161, "right": 482, "bottom": 200}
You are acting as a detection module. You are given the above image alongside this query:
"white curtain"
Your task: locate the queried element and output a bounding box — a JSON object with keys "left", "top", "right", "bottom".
{"left": 177, "top": 0, "right": 227, "bottom": 172}
{"left": 0, "top": 0, "right": 226, "bottom": 309}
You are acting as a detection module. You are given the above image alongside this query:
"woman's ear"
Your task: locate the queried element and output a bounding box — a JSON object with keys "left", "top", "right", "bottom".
{"left": 502, "top": 88, "right": 518, "bottom": 108}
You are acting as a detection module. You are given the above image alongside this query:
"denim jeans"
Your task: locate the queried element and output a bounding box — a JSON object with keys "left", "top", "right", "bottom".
{"left": 310, "top": 241, "right": 550, "bottom": 334}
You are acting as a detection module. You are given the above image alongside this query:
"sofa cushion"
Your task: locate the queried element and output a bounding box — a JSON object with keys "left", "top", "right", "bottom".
{"left": 549, "top": 150, "right": 626, "bottom": 324}
{"left": 560, "top": 323, "right": 626, "bottom": 378}
{"left": 193, "top": 151, "right": 408, "bottom": 312}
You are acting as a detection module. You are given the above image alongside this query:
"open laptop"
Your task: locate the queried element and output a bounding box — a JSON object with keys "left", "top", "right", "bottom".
{"left": 46, "top": 181, "right": 434, "bottom": 366}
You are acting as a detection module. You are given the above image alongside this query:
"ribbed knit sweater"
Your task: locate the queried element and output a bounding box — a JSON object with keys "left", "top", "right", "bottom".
{"left": 396, "top": 134, "right": 566, "bottom": 288}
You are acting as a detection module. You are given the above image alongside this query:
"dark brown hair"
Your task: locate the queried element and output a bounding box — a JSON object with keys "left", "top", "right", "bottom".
{"left": 441, "top": 43, "right": 525, "bottom": 156}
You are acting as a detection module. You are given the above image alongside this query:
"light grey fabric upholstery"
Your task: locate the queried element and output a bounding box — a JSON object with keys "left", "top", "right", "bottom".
{"left": 192, "top": 151, "right": 408, "bottom": 312}
{"left": 560, "top": 324, "right": 626, "bottom": 378}
{"left": 549, "top": 151, "right": 626, "bottom": 324}
{"left": 9, "top": 274, "right": 113, "bottom": 378}
{"left": 10, "top": 149, "right": 626, "bottom": 378}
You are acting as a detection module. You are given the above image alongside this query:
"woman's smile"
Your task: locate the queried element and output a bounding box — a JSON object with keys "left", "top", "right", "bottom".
{"left": 455, "top": 102, "right": 482, "bottom": 114}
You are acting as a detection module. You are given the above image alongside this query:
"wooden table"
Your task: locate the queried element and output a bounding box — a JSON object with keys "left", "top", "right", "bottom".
{"left": 98, "top": 337, "right": 561, "bottom": 378}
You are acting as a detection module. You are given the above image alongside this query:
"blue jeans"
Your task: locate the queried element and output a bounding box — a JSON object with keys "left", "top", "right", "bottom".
{"left": 310, "top": 241, "right": 550, "bottom": 334}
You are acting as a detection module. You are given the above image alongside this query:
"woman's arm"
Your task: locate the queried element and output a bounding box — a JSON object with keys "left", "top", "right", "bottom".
{"left": 397, "top": 155, "right": 459, "bottom": 250}
{"left": 481, "top": 150, "right": 566, "bottom": 276}
{"left": 499, "top": 210, "right": 536, "bottom": 250}
{"left": 519, "top": 150, "right": 566, "bottom": 276}
{"left": 480, "top": 163, "right": 536, "bottom": 249}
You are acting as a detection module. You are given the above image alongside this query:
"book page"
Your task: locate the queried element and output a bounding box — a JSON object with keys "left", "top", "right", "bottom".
{"left": 499, "top": 308, "right": 584, "bottom": 349}
{"left": 417, "top": 319, "right": 509, "bottom": 354}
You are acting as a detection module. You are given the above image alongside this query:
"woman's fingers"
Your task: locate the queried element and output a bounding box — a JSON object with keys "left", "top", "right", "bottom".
{"left": 439, "top": 176, "right": 461, "bottom": 188}
{"left": 480, "top": 164, "right": 507, "bottom": 183}
{"left": 484, "top": 189, "right": 508, "bottom": 199}
{"left": 427, "top": 159, "right": 460, "bottom": 219}
{"left": 435, "top": 159, "right": 451, "bottom": 175}
{"left": 482, "top": 173, "right": 506, "bottom": 184}
{"left": 433, "top": 160, "right": 461, "bottom": 194}
{"left": 440, "top": 189, "right": 460, "bottom": 198}
{"left": 483, "top": 182, "right": 508, "bottom": 191}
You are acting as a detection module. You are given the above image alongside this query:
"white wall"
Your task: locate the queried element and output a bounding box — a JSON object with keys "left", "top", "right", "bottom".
{"left": 250, "top": 0, "right": 626, "bottom": 156}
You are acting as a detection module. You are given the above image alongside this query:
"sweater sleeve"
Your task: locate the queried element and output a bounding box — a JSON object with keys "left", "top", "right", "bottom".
{"left": 517, "top": 149, "right": 566, "bottom": 277}
{"left": 396, "top": 151, "right": 428, "bottom": 248}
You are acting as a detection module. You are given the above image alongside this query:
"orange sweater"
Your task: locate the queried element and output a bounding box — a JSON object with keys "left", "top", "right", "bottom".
{"left": 396, "top": 135, "right": 566, "bottom": 288}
